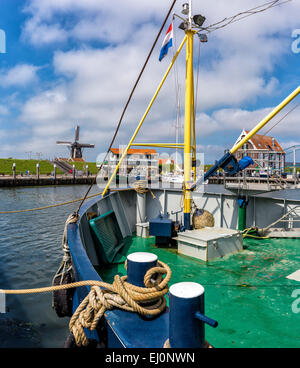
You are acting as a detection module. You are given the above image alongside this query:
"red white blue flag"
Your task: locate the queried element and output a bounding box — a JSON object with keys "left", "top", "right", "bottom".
{"left": 159, "top": 23, "right": 173, "bottom": 62}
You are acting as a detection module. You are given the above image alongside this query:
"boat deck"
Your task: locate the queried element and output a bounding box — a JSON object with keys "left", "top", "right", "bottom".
{"left": 98, "top": 235, "right": 300, "bottom": 348}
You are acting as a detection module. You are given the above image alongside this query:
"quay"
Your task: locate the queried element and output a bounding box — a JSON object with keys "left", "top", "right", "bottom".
{"left": 0, "top": 175, "right": 96, "bottom": 188}
{"left": 1, "top": 174, "right": 299, "bottom": 189}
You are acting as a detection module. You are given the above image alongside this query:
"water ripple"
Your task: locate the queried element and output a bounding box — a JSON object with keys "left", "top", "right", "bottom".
{"left": 0, "top": 185, "right": 99, "bottom": 347}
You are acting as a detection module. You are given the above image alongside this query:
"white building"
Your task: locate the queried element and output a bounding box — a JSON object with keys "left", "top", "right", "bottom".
{"left": 234, "top": 130, "right": 286, "bottom": 174}
{"left": 100, "top": 148, "right": 159, "bottom": 181}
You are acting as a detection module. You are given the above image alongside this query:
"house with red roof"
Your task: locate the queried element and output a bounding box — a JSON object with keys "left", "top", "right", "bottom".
{"left": 98, "top": 147, "right": 159, "bottom": 181}
{"left": 109, "top": 148, "right": 158, "bottom": 160}
{"left": 234, "top": 130, "right": 286, "bottom": 174}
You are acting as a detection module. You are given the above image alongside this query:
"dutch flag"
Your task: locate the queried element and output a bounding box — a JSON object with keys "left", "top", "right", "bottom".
{"left": 159, "top": 23, "right": 173, "bottom": 62}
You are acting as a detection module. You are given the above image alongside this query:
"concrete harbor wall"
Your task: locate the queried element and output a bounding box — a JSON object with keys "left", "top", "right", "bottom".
{"left": 0, "top": 175, "right": 95, "bottom": 187}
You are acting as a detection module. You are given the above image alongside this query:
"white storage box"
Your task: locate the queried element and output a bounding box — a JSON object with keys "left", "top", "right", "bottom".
{"left": 177, "top": 227, "right": 243, "bottom": 261}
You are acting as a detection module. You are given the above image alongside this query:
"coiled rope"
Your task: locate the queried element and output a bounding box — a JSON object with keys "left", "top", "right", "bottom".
{"left": 51, "top": 212, "right": 79, "bottom": 312}
{"left": 132, "top": 180, "right": 156, "bottom": 199}
{"left": 1, "top": 260, "right": 171, "bottom": 347}
{"left": 242, "top": 227, "right": 269, "bottom": 239}
{"left": 70, "top": 261, "right": 171, "bottom": 346}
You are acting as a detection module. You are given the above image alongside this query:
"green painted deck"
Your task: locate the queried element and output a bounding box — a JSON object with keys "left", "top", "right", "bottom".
{"left": 98, "top": 236, "right": 300, "bottom": 348}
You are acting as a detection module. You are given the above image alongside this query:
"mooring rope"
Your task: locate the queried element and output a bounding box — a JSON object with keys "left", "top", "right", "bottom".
{"left": 1, "top": 260, "right": 171, "bottom": 347}
{"left": 0, "top": 192, "right": 102, "bottom": 214}
{"left": 0, "top": 188, "right": 133, "bottom": 214}
{"left": 51, "top": 212, "right": 79, "bottom": 308}
{"left": 242, "top": 227, "right": 270, "bottom": 239}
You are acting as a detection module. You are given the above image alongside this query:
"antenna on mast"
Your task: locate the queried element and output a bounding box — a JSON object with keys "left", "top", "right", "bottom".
{"left": 178, "top": 1, "right": 206, "bottom": 31}
{"left": 188, "top": 0, "right": 192, "bottom": 29}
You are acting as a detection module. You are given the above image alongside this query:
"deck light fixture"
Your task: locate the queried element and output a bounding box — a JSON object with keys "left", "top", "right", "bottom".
{"left": 179, "top": 21, "right": 188, "bottom": 31}
{"left": 193, "top": 14, "right": 206, "bottom": 27}
{"left": 181, "top": 3, "right": 189, "bottom": 15}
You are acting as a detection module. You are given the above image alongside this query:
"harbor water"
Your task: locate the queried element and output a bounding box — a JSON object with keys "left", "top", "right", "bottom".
{"left": 0, "top": 185, "right": 100, "bottom": 348}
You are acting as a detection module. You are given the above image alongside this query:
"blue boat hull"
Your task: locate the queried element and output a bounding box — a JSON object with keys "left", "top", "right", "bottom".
{"left": 67, "top": 193, "right": 170, "bottom": 348}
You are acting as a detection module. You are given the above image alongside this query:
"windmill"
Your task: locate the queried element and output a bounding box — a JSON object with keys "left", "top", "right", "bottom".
{"left": 56, "top": 125, "right": 95, "bottom": 160}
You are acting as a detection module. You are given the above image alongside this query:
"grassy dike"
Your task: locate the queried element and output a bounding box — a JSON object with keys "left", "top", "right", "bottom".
{"left": 0, "top": 159, "right": 99, "bottom": 176}
{"left": 0, "top": 159, "right": 213, "bottom": 177}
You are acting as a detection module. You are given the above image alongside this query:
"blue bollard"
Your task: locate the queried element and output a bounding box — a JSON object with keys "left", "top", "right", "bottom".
{"left": 127, "top": 252, "right": 158, "bottom": 287}
{"left": 169, "top": 282, "right": 218, "bottom": 348}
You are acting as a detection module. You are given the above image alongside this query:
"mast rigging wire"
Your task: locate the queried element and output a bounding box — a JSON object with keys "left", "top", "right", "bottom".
{"left": 262, "top": 100, "right": 300, "bottom": 136}
{"left": 75, "top": 0, "right": 177, "bottom": 214}
{"left": 201, "top": 0, "right": 293, "bottom": 33}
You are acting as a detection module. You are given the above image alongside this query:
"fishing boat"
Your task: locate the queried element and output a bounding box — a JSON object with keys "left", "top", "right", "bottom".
{"left": 52, "top": 1, "right": 300, "bottom": 348}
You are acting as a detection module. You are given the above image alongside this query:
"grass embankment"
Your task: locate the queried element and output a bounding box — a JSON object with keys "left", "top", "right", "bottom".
{"left": 0, "top": 159, "right": 99, "bottom": 176}
{"left": 72, "top": 161, "right": 98, "bottom": 174}
{"left": 5, "top": 160, "right": 296, "bottom": 177}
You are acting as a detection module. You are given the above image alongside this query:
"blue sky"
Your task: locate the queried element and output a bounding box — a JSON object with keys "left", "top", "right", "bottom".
{"left": 0, "top": 0, "right": 299, "bottom": 164}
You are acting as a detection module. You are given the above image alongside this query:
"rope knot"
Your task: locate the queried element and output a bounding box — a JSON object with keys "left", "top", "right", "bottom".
{"left": 69, "top": 260, "right": 171, "bottom": 347}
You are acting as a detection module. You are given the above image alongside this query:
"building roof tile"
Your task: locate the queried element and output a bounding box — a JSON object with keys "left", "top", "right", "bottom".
{"left": 244, "top": 131, "right": 285, "bottom": 153}
{"left": 110, "top": 148, "right": 157, "bottom": 155}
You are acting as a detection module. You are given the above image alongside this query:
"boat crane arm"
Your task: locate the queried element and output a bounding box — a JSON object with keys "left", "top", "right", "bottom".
{"left": 191, "top": 85, "right": 300, "bottom": 191}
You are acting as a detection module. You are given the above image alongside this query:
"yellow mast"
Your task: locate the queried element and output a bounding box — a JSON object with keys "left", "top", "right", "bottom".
{"left": 182, "top": 0, "right": 196, "bottom": 229}
{"left": 183, "top": 29, "right": 194, "bottom": 229}
{"left": 192, "top": 70, "right": 197, "bottom": 181}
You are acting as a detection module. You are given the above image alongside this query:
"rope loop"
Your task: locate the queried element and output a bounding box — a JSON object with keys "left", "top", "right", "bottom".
{"left": 68, "top": 259, "right": 171, "bottom": 346}
{"left": 133, "top": 180, "right": 156, "bottom": 199}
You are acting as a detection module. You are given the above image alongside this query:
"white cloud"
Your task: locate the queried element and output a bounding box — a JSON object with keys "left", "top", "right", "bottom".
{"left": 22, "top": 20, "right": 68, "bottom": 46}
{"left": 8, "top": 0, "right": 300, "bottom": 161}
{"left": 22, "top": 0, "right": 164, "bottom": 46}
{"left": 196, "top": 143, "right": 226, "bottom": 159}
{"left": 0, "top": 64, "right": 40, "bottom": 88}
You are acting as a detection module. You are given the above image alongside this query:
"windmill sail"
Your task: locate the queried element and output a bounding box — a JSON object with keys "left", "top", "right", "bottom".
{"left": 75, "top": 126, "right": 80, "bottom": 142}
{"left": 56, "top": 125, "right": 94, "bottom": 160}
